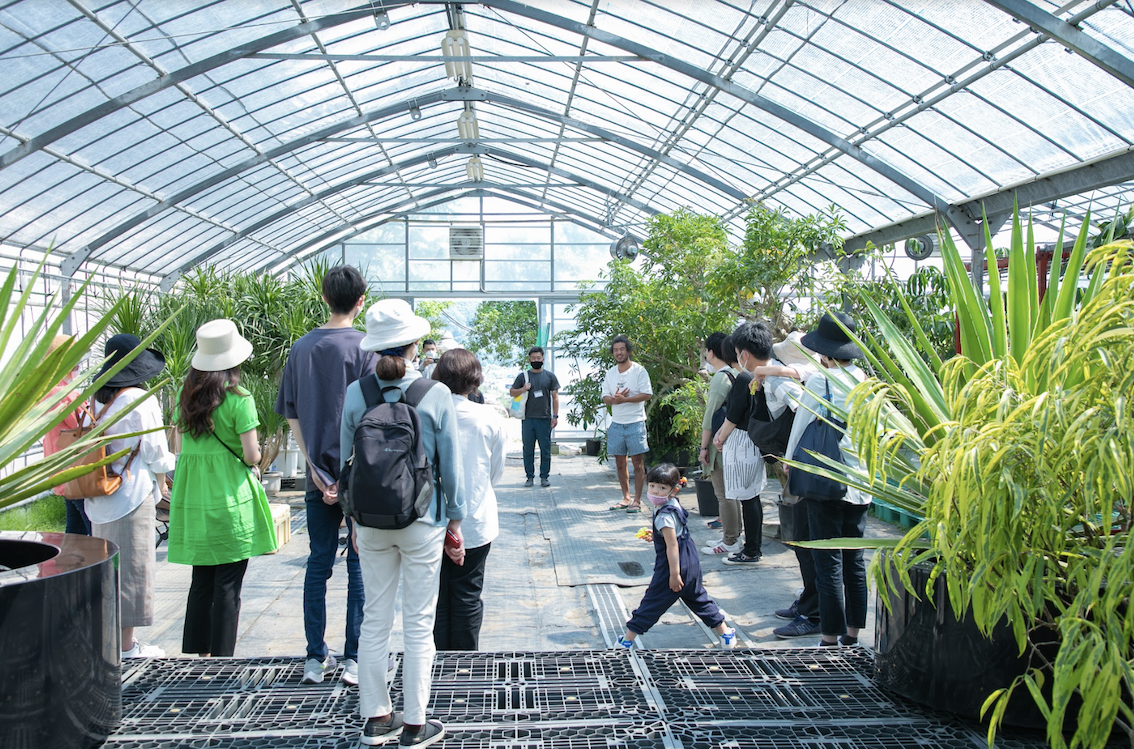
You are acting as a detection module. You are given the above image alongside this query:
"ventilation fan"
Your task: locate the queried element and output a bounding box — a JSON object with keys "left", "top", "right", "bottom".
{"left": 609, "top": 234, "right": 639, "bottom": 261}
{"left": 904, "top": 234, "right": 935, "bottom": 260}
{"left": 449, "top": 226, "right": 483, "bottom": 260}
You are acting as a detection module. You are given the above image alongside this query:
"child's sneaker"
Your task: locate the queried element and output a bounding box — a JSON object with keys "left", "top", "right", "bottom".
{"left": 719, "top": 627, "right": 737, "bottom": 649}
{"left": 615, "top": 636, "right": 634, "bottom": 649}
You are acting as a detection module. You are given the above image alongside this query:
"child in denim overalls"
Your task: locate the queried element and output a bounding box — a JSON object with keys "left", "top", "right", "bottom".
{"left": 618, "top": 463, "right": 736, "bottom": 649}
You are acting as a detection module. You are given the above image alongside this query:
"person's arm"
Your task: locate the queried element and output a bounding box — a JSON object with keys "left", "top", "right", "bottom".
{"left": 135, "top": 395, "right": 177, "bottom": 475}
{"left": 663, "top": 526, "right": 683, "bottom": 592}
{"left": 751, "top": 363, "right": 802, "bottom": 380}
{"left": 489, "top": 419, "right": 507, "bottom": 485}
{"left": 601, "top": 369, "right": 617, "bottom": 406}
{"left": 431, "top": 387, "right": 465, "bottom": 524}
{"left": 700, "top": 372, "right": 729, "bottom": 465}
{"left": 551, "top": 388, "right": 559, "bottom": 429}
{"left": 784, "top": 374, "right": 823, "bottom": 464}
{"left": 508, "top": 372, "right": 530, "bottom": 397}
{"left": 239, "top": 429, "right": 261, "bottom": 467}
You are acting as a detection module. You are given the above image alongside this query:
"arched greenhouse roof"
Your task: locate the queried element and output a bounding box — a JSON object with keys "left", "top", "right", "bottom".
{"left": 2, "top": 0, "right": 1134, "bottom": 288}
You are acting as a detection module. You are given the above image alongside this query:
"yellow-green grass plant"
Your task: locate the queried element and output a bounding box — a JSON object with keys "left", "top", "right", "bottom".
{"left": 0, "top": 256, "right": 174, "bottom": 511}
{"left": 790, "top": 206, "right": 1133, "bottom": 748}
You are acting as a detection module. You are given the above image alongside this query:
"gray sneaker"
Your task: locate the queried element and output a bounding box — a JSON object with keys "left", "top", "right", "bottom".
{"left": 301, "top": 654, "right": 337, "bottom": 684}
{"left": 773, "top": 615, "right": 820, "bottom": 639}
{"left": 341, "top": 657, "right": 359, "bottom": 686}
{"left": 540, "top": 477, "right": 550, "bottom": 487}
{"left": 524, "top": 478, "right": 534, "bottom": 487}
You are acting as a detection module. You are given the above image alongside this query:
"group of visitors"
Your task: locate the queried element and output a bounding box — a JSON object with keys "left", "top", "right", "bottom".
{"left": 694, "top": 313, "right": 870, "bottom": 646}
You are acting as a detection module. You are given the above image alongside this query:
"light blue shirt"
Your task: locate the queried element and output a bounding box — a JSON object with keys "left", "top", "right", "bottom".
{"left": 340, "top": 368, "right": 466, "bottom": 524}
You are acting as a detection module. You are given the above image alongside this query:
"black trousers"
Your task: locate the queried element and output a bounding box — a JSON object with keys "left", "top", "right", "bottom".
{"left": 790, "top": 501, "right": 820, "bottom": 621}
{"left": 183, "top": 558, "right": 249, "bottom": 657}
{"left": 740, "top": 496, "right": 763, "bottom": 557}
{"left": 434, "top": 542, "right": 491, "bottom": 651}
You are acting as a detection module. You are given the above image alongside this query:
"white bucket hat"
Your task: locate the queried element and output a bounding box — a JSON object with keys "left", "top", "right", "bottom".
{"left": 772, "top": 331, "right": 816, "bottom": 367}
{"left": 360, "top": 299, "right": 431, "bottom": 352}
{"left": 192, "top": 319, "right": 253, "bottom": 372}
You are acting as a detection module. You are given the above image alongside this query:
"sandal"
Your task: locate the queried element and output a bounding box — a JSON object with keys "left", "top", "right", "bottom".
{"left": 625, "top": 504, "right": 643, "bottom": 513}
{"left": 609, "top": 500, "right": 634, "bottom": 510}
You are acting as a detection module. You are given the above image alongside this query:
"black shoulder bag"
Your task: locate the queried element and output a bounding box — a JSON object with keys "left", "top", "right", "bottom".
{"left": 786, "top": 378, "right": 848, "bottom": 502}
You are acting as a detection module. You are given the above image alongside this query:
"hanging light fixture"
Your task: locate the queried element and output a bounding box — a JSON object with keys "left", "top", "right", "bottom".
{"left": 409, "top": 103, "right": 422, "bottom": 121}
{"left": 428, "top": 154, "right": 438, "bottom": 169}
{"left": 441, "top": 29, "right": 473, "bottom": 82}
{"left": 373, "top": 10, "right": 390, "bottom": 30}
{"left": 457, "top": 110, "right": 479, "bottom": 141}
{"left": 466, "top": 156, "right": 484, "bottom": 182}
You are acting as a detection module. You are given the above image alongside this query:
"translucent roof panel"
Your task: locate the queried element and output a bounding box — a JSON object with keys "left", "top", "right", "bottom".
{"left": 0, "top": 0, "right": 1132, "bottom": 288}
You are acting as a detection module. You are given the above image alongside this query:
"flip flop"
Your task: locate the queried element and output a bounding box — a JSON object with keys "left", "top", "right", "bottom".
{"left": 625, "top": 504, "right": 643, "bottom": 513}
{"left": 609, "top": 500, "right": 634, "bottom": 510}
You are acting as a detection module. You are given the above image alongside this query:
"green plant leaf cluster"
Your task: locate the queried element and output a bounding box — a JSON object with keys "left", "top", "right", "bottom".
{"left": 465, "top": 301, "right": 538, "bottom": 366}
{"left": 809, "top": 205, "right": 1134, "bottom": 749}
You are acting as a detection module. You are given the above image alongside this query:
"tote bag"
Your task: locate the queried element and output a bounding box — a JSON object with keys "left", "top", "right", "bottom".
{"left": 508, "top": 372, "right": 529, "bottom": 420}
{"left": 787, "top": 379, "right": 848, "bottom": 502}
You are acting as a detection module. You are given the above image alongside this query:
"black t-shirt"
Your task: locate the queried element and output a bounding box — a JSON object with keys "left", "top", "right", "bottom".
{"left": 511, "top": 368, "right": 560, "bottom": 419}
{"left": 725, "top": 370, "right": 754, "bottom": 427}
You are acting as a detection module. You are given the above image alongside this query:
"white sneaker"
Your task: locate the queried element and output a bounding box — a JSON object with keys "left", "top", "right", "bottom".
{"left": 301, "top": 655, "right": 337, "bottom": 684}
{"left": 702, "top": 540, "right": 740, "bottom": 555}
{"left": 122, "top": 641, "right": 165, "bottom": 658}
{"left": 341, "top": 658, "right": 359, "bottom": 686}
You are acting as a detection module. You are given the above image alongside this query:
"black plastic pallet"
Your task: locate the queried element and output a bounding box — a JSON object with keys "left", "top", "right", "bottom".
{"left": 670, "top": 720, "right": 1051, "bottom": 749}
{"left": 104, "top": 721, "right": 672, "bottom": 749}
{"left": 637, "top": 647, "right": 875, "bottom": 684}
{"left": 430, "top": 650, "right": 639, "bottom": 684}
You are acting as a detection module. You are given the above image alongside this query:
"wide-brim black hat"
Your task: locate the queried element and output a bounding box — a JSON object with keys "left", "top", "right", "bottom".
{"left": 800, "top": 312, "right": 864, "bottom": 360}
{"left": 99, "top": 333, "right": 166, "bottom": 387}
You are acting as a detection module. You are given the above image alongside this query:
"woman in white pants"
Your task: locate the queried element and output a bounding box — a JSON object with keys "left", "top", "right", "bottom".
{"left": 341, "top": 299, "right": 466, "bottom": 748}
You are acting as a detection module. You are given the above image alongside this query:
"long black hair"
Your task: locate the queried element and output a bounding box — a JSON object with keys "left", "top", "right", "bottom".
{"left": 178, "top": 367, "right": 243, "bottom": 437}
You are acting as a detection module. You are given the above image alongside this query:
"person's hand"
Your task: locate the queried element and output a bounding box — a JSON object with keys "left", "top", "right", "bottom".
{"left": 698, "top": 447, "right": 709, "bottom": 466}
{"left": 712, "top": 430, "right": 725, "bottom": 451}
{"left": 351, "top": 528, "right": 358, "bottom": 554}
{"left": 522, "top": 381, "right": 532, "bottom": 392}
{"left": 322, "top": 482, "right": 339, "bottom": 505}
{"left": 669, "top": 572, "right": 684, "bottom": 592}
{"left": 551, "top": 417, "right": 558, "bottom": 429}
{"left": 250, "top": 465, "right": 262, "bottom": 481}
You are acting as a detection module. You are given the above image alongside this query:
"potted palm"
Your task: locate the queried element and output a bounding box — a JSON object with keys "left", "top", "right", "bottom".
{"left": 791, "top": 207, "right": 1133, "bottom": 749}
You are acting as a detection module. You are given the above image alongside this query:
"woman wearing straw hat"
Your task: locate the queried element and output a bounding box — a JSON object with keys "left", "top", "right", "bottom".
{"left": 87, "top": 333, "right": 177, "bottom": 659}
{"left": 342, "top": 299, "right": 465, "bottom": 748}
{"left": 168, "top": 319, "right": 277, "bottom": 657}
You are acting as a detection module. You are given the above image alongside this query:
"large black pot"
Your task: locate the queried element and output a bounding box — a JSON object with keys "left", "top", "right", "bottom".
{"left": 874, "top": 560, "right": 1049, "bottom": 728}
{"left": 0, "top": 531, "right": 120, "bottom": 749}
{"left": 584, "top": 438, "right": 601, "bottom": 457}
{"left": 694, "top": 479, "right": 718, "bottom": 517}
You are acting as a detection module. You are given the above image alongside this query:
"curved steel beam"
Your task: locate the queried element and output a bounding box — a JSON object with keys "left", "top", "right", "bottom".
{"left": 62, "top": 89, "right": 672, "bottom": 276}
{"left": 982, "top": 0, "right": 1134, "bottom": 89}
{"left": 12, "top": 2, "right": 961, "bottom": 272}
{"left": 260, "top": 185, "right": 636, "bottom": 279}
{"left": 157, "top": 146, "right": 652, "bottom": 285}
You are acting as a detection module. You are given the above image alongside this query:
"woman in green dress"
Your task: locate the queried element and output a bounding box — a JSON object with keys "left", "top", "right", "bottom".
{"left": 169, "top": 319, "right": 277, "bottom": 657}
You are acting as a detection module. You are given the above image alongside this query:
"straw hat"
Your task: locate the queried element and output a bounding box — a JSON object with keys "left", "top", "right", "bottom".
{"left": 360, "top": 299, "right": 431, "bottom": 353}
{"left": 192, "top": 319, "right": 253, "bottom": 372}
{"left": 772, "top": 331, "right": 816, "bottom": 367}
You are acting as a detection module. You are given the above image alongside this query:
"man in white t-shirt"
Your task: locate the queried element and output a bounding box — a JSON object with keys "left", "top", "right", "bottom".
{"left": 601, "top": 335, "right": 653, "bottom": 510}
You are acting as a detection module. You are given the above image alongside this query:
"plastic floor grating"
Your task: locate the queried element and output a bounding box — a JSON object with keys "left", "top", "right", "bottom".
{"left": 106, "top": 649, "right": 1060, "bottom": 748}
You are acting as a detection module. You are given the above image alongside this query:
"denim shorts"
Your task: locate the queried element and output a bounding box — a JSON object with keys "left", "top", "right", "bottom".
{"left": 606, "top": 420, "right": 649, "bottom": 457}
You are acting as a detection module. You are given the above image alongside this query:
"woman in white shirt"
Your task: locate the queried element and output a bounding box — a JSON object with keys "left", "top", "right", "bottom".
{"left": 87, "top": 334, "right": 176, "bottom": 659}
{"left": 431, "top": 349, "right": 506, "bottom": 650}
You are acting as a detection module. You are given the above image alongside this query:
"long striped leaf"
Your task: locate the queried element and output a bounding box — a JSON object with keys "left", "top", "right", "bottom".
{"left": 985, "top": 207, "right": 1008, "bottom": 360}
{"left": 1007, "top": 204, "right": 1032, "bottom": 363}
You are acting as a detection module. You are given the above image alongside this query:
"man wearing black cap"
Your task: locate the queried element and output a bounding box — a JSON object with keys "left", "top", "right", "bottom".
{"left": 784, "top": 312, "right": 869, "bottom": 648}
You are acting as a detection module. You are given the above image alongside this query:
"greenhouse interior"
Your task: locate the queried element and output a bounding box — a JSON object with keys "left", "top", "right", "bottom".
{"left": 0, "top": 1, "right": 1132, "bottom": 748}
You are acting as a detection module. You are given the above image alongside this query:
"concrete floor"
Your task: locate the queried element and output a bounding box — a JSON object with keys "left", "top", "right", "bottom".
{"left": 144, "top": 453, "right": 902, "bottom": 658}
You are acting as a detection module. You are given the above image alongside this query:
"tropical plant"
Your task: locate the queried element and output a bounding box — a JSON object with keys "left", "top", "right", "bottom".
{"left": 465, "top": 301, "right": 538, "bottom": 366}
{"left": 0, "top": 257, "right": 171, "bottom": 510}
{"left": 791, "top": 205, "right": 1134, "bottom": 749}
{"left": 415, "top": 300, "right": 453, "bottom": 343}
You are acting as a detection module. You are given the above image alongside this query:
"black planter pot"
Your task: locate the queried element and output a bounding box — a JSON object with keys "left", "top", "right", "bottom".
{"left": 0, "top": 531, "right": 121, "bottom": 749}
{"left": 874, "top": 560, "right": 1050, "bottom": 729}
{"left": 584, "top": 438, "right": 601, "bottom": 457}
{"left": 694, "top": 479, "right": 718, "bottom": 517}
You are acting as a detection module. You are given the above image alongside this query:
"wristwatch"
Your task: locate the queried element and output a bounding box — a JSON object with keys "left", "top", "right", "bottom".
{"left": 553, "top": 414, "right": 559, "bottom": 418}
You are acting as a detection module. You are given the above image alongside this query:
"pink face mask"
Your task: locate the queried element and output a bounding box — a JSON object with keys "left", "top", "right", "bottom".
{"left": 647, "top": 493, "right": 670, "bottom": 506}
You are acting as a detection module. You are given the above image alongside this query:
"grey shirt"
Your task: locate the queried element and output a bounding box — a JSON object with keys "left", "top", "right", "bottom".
{"left": 511, "top": 368, "right": 560, "bottom": 419}
{"left": 275, "top": 327, "right": 376, "bottom": 485}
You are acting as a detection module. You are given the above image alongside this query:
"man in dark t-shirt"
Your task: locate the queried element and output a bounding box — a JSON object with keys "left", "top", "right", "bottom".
{"left": 275, "top": 266, "right": 375, "bottom": 687}
{"left": 509, "top": 346, "right": 560, "bottom": 487}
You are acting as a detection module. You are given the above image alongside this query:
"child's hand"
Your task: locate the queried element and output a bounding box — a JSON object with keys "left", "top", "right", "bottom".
{"left": 669, "top": 572, "right": 683, "bottom": 592}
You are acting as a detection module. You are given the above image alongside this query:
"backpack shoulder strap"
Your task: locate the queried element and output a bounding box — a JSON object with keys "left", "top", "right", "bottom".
{"left": 724, "top": 371, "right": 736, "bottom": 384}
{"left": 359, "top": 374, "right": 383, "bottom": 408}
{"left": 404, "top": 378, "right": 438, "bottom": 407}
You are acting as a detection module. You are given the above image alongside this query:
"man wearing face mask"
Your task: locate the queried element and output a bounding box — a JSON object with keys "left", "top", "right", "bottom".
{"left": 509, "top": 346, "right": 560, "bottom": 487}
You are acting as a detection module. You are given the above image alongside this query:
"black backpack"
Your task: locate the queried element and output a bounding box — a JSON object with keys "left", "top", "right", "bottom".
{"left": 339, "top": 376, "right": 440, "bottom": 529}
{"left": 709, "top": 371, "right": 737, "bottom": 434}
{"left": 747, "top": 383, "right": 796, "bottom": 461}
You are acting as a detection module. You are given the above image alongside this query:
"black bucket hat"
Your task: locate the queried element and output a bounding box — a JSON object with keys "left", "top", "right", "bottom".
{"left": 99, "top": 333, "right": 166, "bottom": 388}
{"left": 801, "top": 312, "right": 864, "bottom": 361}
